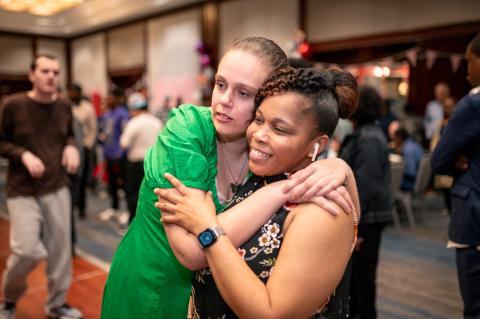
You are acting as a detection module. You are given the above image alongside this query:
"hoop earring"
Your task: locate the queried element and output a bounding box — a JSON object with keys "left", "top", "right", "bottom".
{"left": 311, "top": 143, "right": 320, "bottom": 162}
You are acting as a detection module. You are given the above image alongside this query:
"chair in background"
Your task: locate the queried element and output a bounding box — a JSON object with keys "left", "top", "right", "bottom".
{"left": 396, "top": 153, "right": 432, "bottom": 228}
{"left": 390, "top": 160, "right": 405, "bottom": 228}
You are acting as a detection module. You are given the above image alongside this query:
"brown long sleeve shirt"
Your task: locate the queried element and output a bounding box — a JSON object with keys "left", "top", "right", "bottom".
{"left": 0, "top": 93, "right": 76, "bottom": 197}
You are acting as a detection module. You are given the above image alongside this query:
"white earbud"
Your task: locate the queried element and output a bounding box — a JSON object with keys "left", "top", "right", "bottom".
{"left": 311, "top": 143, "right": 320, "bottom": 162}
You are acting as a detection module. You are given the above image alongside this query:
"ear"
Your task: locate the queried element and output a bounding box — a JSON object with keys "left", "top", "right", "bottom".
{"left": 28, "top": 70, "right": 35, "bottom": 83}
{"left": 307, "top": 135, "right": 329, "bottom": 161}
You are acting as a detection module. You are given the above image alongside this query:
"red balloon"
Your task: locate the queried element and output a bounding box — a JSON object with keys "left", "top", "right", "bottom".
{"left": 299, "top": 42, "right": 312, "bottom": 58}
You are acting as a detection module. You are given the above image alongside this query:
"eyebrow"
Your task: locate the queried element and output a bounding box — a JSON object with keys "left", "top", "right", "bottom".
{"left": 215, "top": 74, "right": 257, "bottom": 92}
{"left": 257, "top": 109, "right": 294, "bottom": 126}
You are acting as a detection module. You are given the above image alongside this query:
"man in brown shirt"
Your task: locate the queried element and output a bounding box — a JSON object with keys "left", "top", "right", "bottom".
{"left": 0, "top": 54, "right": 83, "bottom": 319}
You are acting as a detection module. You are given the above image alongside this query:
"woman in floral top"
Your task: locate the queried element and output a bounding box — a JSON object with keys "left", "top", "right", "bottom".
{"left": 157, "top": 67, "right": 360, "bottom": 318}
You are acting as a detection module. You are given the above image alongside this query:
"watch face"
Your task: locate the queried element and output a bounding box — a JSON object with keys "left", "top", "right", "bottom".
{"left": 198, "top": 229, "right": 215, "bottom": 248}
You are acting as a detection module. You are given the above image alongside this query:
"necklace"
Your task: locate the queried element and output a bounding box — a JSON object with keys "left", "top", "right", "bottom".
{"left": 218, "top": 142, "right": 249, "bottom": 194}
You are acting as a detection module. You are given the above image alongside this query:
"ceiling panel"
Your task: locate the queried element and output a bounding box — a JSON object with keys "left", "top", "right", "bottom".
{"left": 0, "top": 0, "right": 203, "bottom": 37}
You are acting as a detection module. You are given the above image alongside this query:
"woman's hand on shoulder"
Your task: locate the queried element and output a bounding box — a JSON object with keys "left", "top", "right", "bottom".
{"left": 283, "top": 158, "right": 354, "bottom": 214}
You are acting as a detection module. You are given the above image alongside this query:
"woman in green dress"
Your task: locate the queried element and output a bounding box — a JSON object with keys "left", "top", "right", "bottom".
{"left": 101, "top": 37, "right": 357, "bottom": 319}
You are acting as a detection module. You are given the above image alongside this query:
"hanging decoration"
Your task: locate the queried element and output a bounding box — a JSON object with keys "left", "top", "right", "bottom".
{"left": 383, "top": 57, "right": 394, "bottom": 68}
{"left": 318, "top": 47, "right": 465, "bottom": 74}
{"left": 450, "top": 54, "right": 463, "bottom": 73}
{"left": 405, "top": 48, "right": 418, "bottom": 68}
{"left": 425, "top": 50, "right": 438, "bottom": 69}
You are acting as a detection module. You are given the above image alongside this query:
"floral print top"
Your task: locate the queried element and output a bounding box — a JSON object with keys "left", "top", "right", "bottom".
{"left": 191, "top": 174, "right": 354, "bottom": 319}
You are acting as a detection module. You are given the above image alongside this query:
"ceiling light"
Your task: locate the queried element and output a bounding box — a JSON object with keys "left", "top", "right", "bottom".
{"left": 0, "top": 0, "right": 85, "bottom": 16}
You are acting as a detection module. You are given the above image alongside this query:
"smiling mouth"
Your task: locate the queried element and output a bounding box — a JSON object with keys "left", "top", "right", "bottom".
{"left": 250, "top": 148, "right": 271, "bottom": 160}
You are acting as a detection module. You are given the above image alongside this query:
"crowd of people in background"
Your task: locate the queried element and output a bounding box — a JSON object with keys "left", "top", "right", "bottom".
{"left": 68, "top": 86, "right": 177, "bottom": 231}
{"left": 0, "top": 54, "right": 461, "bottom": 248}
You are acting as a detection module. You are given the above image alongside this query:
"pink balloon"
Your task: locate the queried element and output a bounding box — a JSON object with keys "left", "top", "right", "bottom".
{"left": 200, "top": 54, "right": 211, "bottom": 67}
{"left": 196, "top": 42, "right": 206, "bottom": 54}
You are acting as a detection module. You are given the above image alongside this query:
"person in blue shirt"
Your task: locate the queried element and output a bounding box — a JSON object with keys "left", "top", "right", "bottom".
{"left": 98, "top": 87, "right": 130, "bottom": 220}
{"left": 393, "top": 127, "right": 424, "bottom": 192}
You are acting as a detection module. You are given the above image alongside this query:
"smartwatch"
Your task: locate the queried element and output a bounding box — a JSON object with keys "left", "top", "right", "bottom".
{"left": 197, "top": 226, "right": 225, "bottom": 249}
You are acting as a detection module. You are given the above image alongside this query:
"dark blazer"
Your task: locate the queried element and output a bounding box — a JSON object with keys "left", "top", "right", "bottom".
{"left": 431, "top": 91, "right": 480, "bottom": 245}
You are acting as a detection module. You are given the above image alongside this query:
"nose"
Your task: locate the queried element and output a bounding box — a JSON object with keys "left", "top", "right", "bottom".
{"left": 252, "top": 126, "right": 268, "bottom": 143}
{"left": 219, "top": 88, "right": 233, "bottom": 107}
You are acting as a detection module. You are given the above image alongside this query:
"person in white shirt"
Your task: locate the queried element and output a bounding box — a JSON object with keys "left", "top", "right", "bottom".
{"left": 120, "top": 92, "right": 163, "bottom": 225}
{"left": 423, "top": 82, "right": 450, "bottom": 141}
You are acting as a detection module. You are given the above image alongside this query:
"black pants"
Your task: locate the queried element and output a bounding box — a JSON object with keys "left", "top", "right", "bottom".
{"left": 350, "top": 222, "right": 387, "bottom": 319}
{"left": 125, "top": 160, "right": 144, "bottom": 223}
{"left": 79, "top": 147, "right": 94, "bottom": 216}
{"left": 106, "top": 157, "right": 127, "bottom": 210}
{"left": 442, "top": 188, "right": 452, "bottom": 213}
{"left": 74, "top": 147, "right": 94, "bottom": 217}
{"left": 456, "top": 246, "right": 480, "bottom": 319}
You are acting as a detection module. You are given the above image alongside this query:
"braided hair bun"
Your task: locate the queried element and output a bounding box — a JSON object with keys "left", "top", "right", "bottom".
{"left": 254, "top": 67, "right": 358, "bottom": 136}
{"left": 329, "top": 69, "right": 358, "bottom": 119}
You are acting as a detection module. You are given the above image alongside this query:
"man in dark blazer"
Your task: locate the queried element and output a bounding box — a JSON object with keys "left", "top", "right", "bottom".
{"left": 431, "top": 32, "right": 480, "bottom": 319}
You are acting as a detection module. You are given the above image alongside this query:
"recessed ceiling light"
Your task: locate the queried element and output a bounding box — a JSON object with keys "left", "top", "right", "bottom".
{"left": 0, "top": 0, "right": 85, "bottom": 16}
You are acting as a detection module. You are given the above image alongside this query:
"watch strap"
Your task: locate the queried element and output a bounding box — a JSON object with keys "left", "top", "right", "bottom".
{"left": 210, "top": 226, "right": 225, "bottom": 237}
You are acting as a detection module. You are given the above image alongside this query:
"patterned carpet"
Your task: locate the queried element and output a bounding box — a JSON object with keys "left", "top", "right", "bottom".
{"left": 376, "top": 196, "right": 462, "bottom": 319}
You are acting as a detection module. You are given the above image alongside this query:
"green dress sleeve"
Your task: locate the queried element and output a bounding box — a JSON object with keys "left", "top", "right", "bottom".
{"left": 143, "top": 104, "right": 220, "bottom": 203}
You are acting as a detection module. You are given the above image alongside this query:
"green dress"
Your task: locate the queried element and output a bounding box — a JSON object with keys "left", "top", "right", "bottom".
{"left": 101, "top": 105, "right": 224, "bottom": 319}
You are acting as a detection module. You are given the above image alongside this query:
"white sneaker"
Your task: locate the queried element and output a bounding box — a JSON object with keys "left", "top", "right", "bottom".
{"left": 98, "top": 208, "right": 116, "bottom": 221}
{"left": 0, "top": 302, "right": 15, "bottom": 319}
{"left": 117, "top": 211, "right": 130, "bottom": 226}
{"left": 46, "top": 303, "right": 83, "bottom": 319}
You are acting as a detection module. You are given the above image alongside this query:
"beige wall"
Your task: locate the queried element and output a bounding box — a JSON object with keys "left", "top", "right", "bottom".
{"left": 2, "top": 0, "right": 479, "bottom": 101}
{"left": 66, "top": 8, "right": 202, "bottom": 105}
{"left": 219, "top": 0, "right": 299, "bottom": 55}
{"left": 108, "top": 23, "right": 144, "bottom": 71}
{"left": 306, "top": 0, "right": 480, "bottom": 42}
{"left": 71, "top": 33, "right": 108, "bottom": 96}
{"left": 0, "top": 35, "right": 32, "bottom": 74}
{"left": 147, "top": 9, "right": 201, "bottom": 109}
{"left": 37, "top": 38, "right": 67, "bottom": 88}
